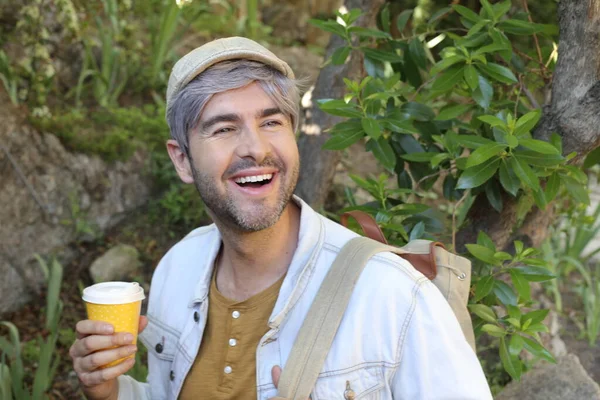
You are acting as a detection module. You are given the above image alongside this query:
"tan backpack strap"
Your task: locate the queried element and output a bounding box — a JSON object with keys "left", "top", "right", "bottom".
{"left": 276, "top": 237, "right": 399, "bottom": 400}
{"left": 340, "top": 210, "right": 388, "bottom": 244}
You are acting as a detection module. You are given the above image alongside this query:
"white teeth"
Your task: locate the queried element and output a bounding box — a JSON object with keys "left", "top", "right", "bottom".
{"left": 234, "top": 173, "right": 273, "bottom": 184}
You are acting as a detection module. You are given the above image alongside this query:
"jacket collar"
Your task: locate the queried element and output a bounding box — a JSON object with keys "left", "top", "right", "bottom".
{"left": 189, "top": 195, "right": 324, "bottom": 323}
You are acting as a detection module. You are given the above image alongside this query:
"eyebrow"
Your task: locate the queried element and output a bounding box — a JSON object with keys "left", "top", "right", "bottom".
{"left": 200, "top": 107, "right": 285, "bottom": 132}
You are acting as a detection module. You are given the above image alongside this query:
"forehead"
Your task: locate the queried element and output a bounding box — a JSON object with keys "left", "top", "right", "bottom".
{"left": 201, "top": 82, "right": 277, "bottom": 118}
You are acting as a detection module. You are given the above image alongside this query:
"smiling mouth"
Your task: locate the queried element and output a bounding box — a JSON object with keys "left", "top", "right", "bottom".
{"left": 233, "top": 173, "right": 274, "bottom": 189}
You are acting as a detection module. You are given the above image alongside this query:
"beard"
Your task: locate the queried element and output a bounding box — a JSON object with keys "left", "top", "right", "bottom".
{"left": 189, "top": 155, "right": 299, "bottom": 232}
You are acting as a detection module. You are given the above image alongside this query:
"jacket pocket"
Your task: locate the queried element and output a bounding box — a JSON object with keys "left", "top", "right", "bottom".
{"left": 139, "top": 314, "right": 181, "bottom": 361}
{"left": 312, "top": 366, "right": 384, "bottom": 400}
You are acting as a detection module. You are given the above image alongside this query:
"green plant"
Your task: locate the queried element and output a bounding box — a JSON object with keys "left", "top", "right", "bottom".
{"left": 0, "top": 256, "right": 64, "bottom": 399}
{"left": 126, "top": 341, "right": 148, "bottom": 382}
{"left": 310, "top": 1, "right": 574, "bottom": 382}
{"left": 78, "top": 0, "right": 131, "bottom": 107}
{"left": 0, "top": 50, "right": 19, "bottom": 105}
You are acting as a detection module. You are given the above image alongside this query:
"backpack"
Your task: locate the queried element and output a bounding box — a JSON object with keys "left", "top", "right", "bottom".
{"left": 272, "top": 210, "right": 475, "bottom": 400}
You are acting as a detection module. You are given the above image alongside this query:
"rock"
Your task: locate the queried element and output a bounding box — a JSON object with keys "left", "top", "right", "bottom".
{"left": 268, "top": 45, "right": 324, "bottom": 84}
{"left": 496, "top": 354, "right": 600, "bottom": 400}
{"left": 0, "top": 91, "right": 152, "bottom": 314}
{"left": 89, "top": 245, "right": 141, "bottom": 283}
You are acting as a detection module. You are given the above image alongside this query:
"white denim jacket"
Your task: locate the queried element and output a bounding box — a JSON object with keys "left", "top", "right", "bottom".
{"left": 117, "top": 196, "right": 493, "bottom": 400}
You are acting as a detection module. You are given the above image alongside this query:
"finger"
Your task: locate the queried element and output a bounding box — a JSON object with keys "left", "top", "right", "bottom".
{"left": 79, "top": 345, "right": 138, "bottom": 372}
{"left": 71, "top": 332, "right": 135, "bottom": 359}
{"left": 75, "top": 320, "right": 114, "bottom": 339}
{"left": 271, "top": 365, "right": 282, "bottom": 389}
{"left": 78, "top": 357, "right": 136, "bottom": 388}
{"left": 138, "top": 315, "right": 148, "bottom": 333}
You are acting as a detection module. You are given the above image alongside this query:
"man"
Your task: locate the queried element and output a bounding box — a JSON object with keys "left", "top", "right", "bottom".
{"left": 70, "top": 37, "right": 493, "bottom": 400}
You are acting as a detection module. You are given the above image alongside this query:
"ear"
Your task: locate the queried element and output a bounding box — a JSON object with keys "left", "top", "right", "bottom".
{"left": 166, "top": 139, "right": 194, "bottom": 184}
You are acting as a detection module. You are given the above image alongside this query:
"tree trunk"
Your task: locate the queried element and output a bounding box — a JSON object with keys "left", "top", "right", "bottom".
{"left": 295, "top": 0, "right": 385, "bottom": 208}
{"left": 456, "top": 0, "right": 600, "bottom": 252}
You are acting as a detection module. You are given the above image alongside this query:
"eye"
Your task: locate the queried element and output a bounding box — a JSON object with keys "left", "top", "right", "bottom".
{"left": 214, "top": 127, "right": 235, "bottom": 135}
{"left": 264, "top": 120, "right": 283, "bottom": 127}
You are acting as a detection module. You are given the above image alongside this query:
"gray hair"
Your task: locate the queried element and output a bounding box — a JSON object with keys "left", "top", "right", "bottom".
{"left": 166, "top": 59, "right": 301, "bottom": 155}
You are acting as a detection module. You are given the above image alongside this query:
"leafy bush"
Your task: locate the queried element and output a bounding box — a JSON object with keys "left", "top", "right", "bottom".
{"left": 0, "top": 257, "right": 64, "bottom": 399}
{"left": 309, "top": 0, "right": 582, "bottom": 383}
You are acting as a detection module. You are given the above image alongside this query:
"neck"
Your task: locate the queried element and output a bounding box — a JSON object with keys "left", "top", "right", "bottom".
{"left": 213, "top": 200, "right": 301, "bottom": 302}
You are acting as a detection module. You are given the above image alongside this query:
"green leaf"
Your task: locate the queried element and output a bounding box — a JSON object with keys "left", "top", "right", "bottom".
{"left": 478, "top": 115, "right": 506, "bottom": 127}
{"left": 532, "top": 187, "right": 547, "bottom": 210}
{"left": 480, "top": 0, "right": 495, "bottom": 20}
{"left": 349, "top": 26, "right": 392, "bottom": 39}
{"left": 384, "top": 119, "right": 420, "bottom": 135}
{"left": 467, "top": 244, "right": 500, "bottom": 265}
{"left": 506, "top": 135, "right": 519, "bottom": 148}
{"left": 509, "top": 335, "right": 525, "bottom": 357}
{"left": 431, "top": 55, "right": 465, "bottom": 75}
{"left": 457, "top": 158, "right": 501, "bottom": 189}
{"left": 482, "top": 324, "right": 506, "bottom": 337}
{"left": 477, "top": 231, "right": 496, "bottom": 250}
{"left": 396, "top": 9, "right": 413, "bottom": 32}
{"left": 477, "top": 62, "right": 518, "bottom": 84}
{"left": 361, "top": 117, "right": 381, "bottom": 139}
{"left": 431, "top": 153, "right": 450, "bottom": 168}
{"left": 323, "top": 126, "right": 364, "bottom": 150}
{"left": 472, "top": 75, "right": 493, "bottom": 109}
{"left": 513, "top": 266, "right": 556, "bottom": 282}
{"left": 522, "top": 309, "right": 549, "bottom": 325}
{"left": 432, "top": 65, "right": 465, "bottom": 92}
{"left": 452, "top": 5, "right": 482, "bottom": 23}
{"left": 494, "top": 281, "right": 518, "bottom": 306}
{"left": 522, "top": 336, "right": 556, "bottom": 363}
{"left": 331, "top": 46, "right": 351, "bottom": 65}
{"left": 317, "top": 99, "right": 363, "bottom": 118}
{"left": 473, "top": 42, "right": 512, "bottom": 56}
{"left": 401, "top": 152, "right": 438, "bottom": 162}
{"left": 509, "top": 156, "right": 540, "bottom": 190}
{"left": 562, "top": 175, "right": 590, "bottom": 205}
{"left": 583, "top": 146, "right": 600, "bottom": 168}
{"left": 514, "top": 150, "right": 564, "bottom": 167}
{"left": 514, "top": 110, "right": 542, "bottom": 136}
{"left": 361, "top": 47, "right": 404, "bottom": 63}
{"left": 380, "top": 4, "right": 391, "bottom": 32}
{"left": 464, "top": 64, "right": 479, "bottom": 90}
{"left": 469, "top": 304, "right": 497, "bottom": 324}
{"left": 400, "top": 102, "right": 435, "bottom": 121}
{"left": 409, "top": 221, "right": 426, "bottom": 241}
{"left": 486, "top": 180, "right": 503, "bottom": 212}
{"left": 309, "top": 19, "right": 347, "bottom": 37}
{"left": 467, "top": 20, "right": 489, "bottom": 37}
{"left": 428, "top": 7, "right": 451, "bottom": 25}
{"left": 474, "top": 275, "right": 496, "bottom": 301}
{"left": 454, "top": 135, "right": 494, "bottom": 149}
{"left": 544, "top": 172, "right": 560, "bottom": 202}
{"left": 509, "top": 269, "right": 531, "bottom": 301}
{"left": 366, "top": 137, "right": 396, "bottom": 171}
{"left": 493, "top": 0, "right": 512, "bottom": 20}
{"left": 409, "top": 38, "right": 427, "bottom": 70}
{"left": 466, "top": 142, "right": 506, "bottom": 168}
{"left": 497, "top": 19, "right": 545, "bottom": 35}
{"left": 518, "top": 138, "right": 560, "bottom": 155}
{"left": 435, "top": 104, "right": 472, "bottom": 121}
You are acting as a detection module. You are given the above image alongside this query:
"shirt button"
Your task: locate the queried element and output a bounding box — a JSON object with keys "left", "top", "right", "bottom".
{"left": 155, "top": 343, "right": 163, "bottom": 353}
{"left": 224, "top": 366, "right": 232, "bottom": 374}
{"left": 170, "top": 370, "right": 175, "bottom": 381}
{"left": 229, "top": 338, "right": 237, "bottom": 347}
{"left": 232, "top": 310, "right": 240, "bottom": 319}
{"left": 193, "top": 311, "right": 200, "bottom": 322}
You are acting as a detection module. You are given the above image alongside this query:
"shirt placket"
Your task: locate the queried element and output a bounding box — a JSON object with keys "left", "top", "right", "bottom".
{"left": 221, "top": 306, "right": 244, "bottom": 388}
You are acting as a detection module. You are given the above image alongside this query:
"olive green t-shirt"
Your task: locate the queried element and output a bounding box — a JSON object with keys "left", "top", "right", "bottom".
{"left": 179, "top": 271, "right": 285, "bottom": 399}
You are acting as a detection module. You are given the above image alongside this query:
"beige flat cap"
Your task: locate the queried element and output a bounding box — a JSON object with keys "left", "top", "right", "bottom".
{"left": 166, "top": 36, "right": 295, "bottom": 112}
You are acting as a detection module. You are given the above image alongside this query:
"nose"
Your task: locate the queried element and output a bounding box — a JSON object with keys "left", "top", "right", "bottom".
{"left": 236, "top": 124, "right": 271, "bottom": 164}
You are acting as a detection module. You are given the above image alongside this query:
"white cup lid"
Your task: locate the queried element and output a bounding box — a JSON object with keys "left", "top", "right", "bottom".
{"left": 82, "top": 282, "right": 145, "bottom": 304}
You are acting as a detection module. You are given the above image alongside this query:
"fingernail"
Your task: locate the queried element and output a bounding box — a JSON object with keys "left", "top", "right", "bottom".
{"left": 103, "top": 325, "right": 114, "bottom": 334}
{"left": 129, "top": 345, "right": 138, "bottom": 354}
{"left": 124, "top": 333, "right": 134, "bottom": 343}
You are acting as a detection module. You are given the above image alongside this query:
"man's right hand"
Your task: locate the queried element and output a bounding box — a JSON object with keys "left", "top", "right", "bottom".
{"left": 70, "top": 316, "right": 148, "bottom": 400}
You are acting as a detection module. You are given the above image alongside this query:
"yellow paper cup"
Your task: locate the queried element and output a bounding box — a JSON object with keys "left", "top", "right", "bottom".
{"left": 82, "top": 282, "right": 145, "bottom": 368}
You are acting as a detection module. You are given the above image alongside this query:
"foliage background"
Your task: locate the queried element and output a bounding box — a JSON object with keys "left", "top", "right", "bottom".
{"left": 0, "top": 0, "right": 599, "bottom": 398}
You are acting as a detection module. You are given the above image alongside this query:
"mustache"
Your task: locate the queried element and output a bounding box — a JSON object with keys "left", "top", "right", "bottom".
{"left": 225, "top": 157, "right": 285, "bottom": 177}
